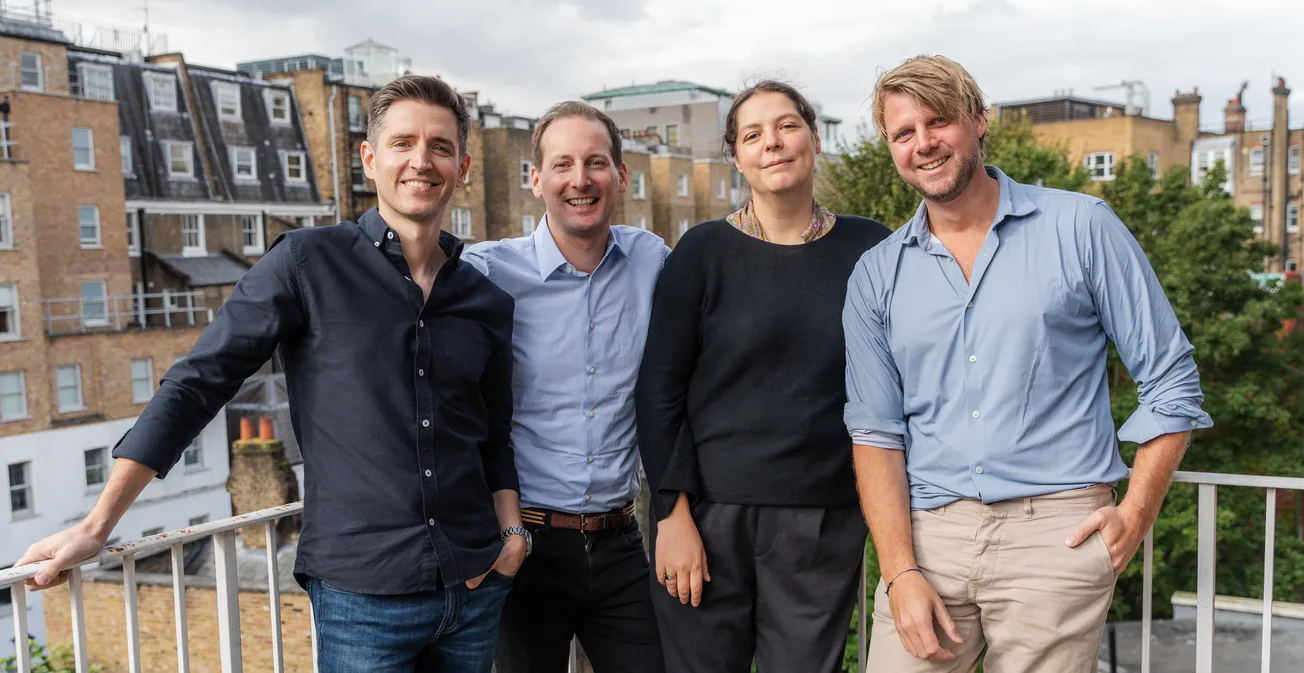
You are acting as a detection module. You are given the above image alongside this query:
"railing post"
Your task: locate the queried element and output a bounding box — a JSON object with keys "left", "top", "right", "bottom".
{"left": 113, "top": 295, "right": 122, "bottom": 331}
{"left": 1196, "top": 483, "right": 1217, "bottom": 673}
{"left": 266, "top": 521, "right": 285, "bottom": 673}
{"left": 186, "top": 291, "right": 195, "bottom": 326}
{"left": 1142, "top": 528, "right": 1153, "bottom": 673}
{"left": 214, "top": 530, "right": 244, "bottom": 672}
{"left": 123, "top": 554, "right": 142, "bottom": 673}
{"left": 172, "top": 542, "right": 191, "bottom": 673}
{"left": 70, "top": 567, "right": 89, "bottom": 673}
{"left": 1262, "top": 488, "right": 1277, "bottom": 673}
{"left": 163, "top": 289, "right": 172, "bottom": 328}
{"left": 135, "top": 282, "right": 145, "bottom": 327}
{"left": 11, "top": 583, "right": 30, "bottom": 673}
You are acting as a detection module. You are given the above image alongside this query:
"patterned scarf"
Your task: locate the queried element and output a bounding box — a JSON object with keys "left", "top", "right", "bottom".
{"left": 726, "top": 200, "right": 836, "bottom": 243}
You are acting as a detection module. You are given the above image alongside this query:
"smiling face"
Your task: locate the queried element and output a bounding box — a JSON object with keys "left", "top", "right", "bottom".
{"left": 730, "top": 91, "right": 820, "bottom": 199}
{"left": 361, "top": 99, "right": 470, "bottom": 226}
{"left": 881, "top": 91, "right": 986, "bottom": 204}
{"left": 532, "top": 115, "right": 627, "bottom": 238}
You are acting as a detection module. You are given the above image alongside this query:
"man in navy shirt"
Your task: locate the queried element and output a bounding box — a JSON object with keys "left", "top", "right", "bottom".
{"left": 17, "top": 76, "right": 525, "bottom": 673}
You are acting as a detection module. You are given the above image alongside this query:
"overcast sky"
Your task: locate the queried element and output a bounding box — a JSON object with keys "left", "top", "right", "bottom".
{"left": 52, "top": 0, "right": 1304, "bottom": 146}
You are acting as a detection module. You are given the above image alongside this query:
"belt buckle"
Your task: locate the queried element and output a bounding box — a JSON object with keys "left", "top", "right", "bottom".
{"left": 578, "top": 513, "right": 587, "bottom": 531}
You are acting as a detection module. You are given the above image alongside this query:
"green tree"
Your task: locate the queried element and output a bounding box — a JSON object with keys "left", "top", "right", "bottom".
{"left": 1, "top": 641, "right": 105, "bottom": 673}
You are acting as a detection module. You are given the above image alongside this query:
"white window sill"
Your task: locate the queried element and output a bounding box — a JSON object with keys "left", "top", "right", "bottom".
{"left": 218, "top": 116, "right": 243, "bottom": 124}
{"left": 0, "top": 414, "right": 32, "bottom": 424}
{"left": 168, "top": 174, "right": 198, "bottom": 182}
{"left": 348, "top": 126, "right": 365, "bottom": 134}
{"left": 74, "top": 166, "right": 97, "bottom": 172}
{"left": 181, "top": 248, "right": 208, "bottom": 258}
{"left": 80, "top": 244, "right": 104, "bottom": 250}
{"left": 128, "top": 250, "right": 141, "bottom": 258}
{"left": 151, "top": 106, "right": 178, "bottom": 113}
{"left": 10, "top": 510, "right": 36, "bottom": 522}
{"left": 184, "top": 464, "right": 208, "bottom": 474}
{"left": 0, "top": 245, "right": 16, "bottom": 251}
{"left": 0, "top": 335, "right": 25, "bottom": 343}
{"left": 124, "top": 172, "right": 136, "bottom": 179}
{"left": 82, "top": 320, "right": 109, "bottom": 329}
{"left": 270, "top": 118, "right": 292, "bottom": 126}
{"left": 243, "top": 247, "right": 265, "bottom": 256}
{"left": 58, "top": 405, "right": 87, "bottom": 414}
{"left": 132, "top": 398, "right": 152, "bottom": 405}
{"left": 285, "top": 179, "right": 309, "bottom": 186}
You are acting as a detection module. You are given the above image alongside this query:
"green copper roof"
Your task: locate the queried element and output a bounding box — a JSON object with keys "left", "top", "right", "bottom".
{"left": 584, "top": 80, "right": 733, "bottom": 101}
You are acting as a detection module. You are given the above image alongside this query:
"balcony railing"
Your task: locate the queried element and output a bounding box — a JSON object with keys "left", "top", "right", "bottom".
{"left": 2, "top": 470, "right": 1302, "bottom": 672}
{"left": 41, "top": 291, "right": 213, "bottom": 336}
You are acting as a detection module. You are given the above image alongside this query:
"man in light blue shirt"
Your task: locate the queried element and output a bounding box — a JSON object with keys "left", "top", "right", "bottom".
{"left": 847, "top": 56, "right": 1212, "bottom": 672}
{"left": 463, "top": 101, "right": 668, "bottom": 673}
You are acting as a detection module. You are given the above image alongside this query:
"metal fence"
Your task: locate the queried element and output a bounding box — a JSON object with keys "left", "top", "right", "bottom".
{"left": 41, "top": 291, "right": 213, "bottom": 336}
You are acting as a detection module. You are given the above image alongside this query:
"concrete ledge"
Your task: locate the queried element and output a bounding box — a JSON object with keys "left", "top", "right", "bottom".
{"left": 1171, "top": 591, "right": 1304, "bottom": 619}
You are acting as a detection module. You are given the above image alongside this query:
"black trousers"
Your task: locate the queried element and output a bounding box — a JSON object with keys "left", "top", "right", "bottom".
{"left": 496, "top": 517, "right": 665, "bottom": 673}
{"left": 649, "top": 502, "right": 867, "bottom": 673}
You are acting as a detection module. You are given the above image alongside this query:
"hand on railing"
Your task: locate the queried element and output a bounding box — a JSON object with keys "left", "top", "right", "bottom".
{"left": 886, "top": 571, "right": 965, "bottom": 662}
{"left": 13, "top": 523, "right": 107, "bottom": 590}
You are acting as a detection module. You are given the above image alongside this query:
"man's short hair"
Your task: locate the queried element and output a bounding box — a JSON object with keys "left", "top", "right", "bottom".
{"left": 367, "top": 75, "right": 471, "bottom": 157}
{"left": 871, "top": 55, "right": 988, "bottom": 143}
{"left": 531, "top": 101, "right": 624, "bottom": 169}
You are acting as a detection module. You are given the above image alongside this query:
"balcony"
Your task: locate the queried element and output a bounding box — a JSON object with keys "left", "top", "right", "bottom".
{"left": 2, "top": 470, "right": 1302, "bottom": 673}
{"left": 41, "top": 291, "right": 214, "bottom": 337}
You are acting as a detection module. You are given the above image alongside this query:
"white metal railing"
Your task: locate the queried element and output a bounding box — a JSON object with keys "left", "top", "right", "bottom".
{"left": 853, "top": 470, "right": 1304, "bottom": 673}
{"left": 41, "top": 291, "right": 213, "bottom": 336}
{"left": 1, "top": 502, "right": 305, "bottom": 673}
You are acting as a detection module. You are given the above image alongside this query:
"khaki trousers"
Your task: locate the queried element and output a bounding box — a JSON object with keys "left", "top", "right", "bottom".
{"left": 866, "top": 485, "right": 1117, "bottom": 673}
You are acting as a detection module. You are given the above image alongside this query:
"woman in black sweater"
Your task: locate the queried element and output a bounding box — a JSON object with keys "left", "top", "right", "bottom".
{"left": 635, "top": 81, "right": 892, "bottom": 672}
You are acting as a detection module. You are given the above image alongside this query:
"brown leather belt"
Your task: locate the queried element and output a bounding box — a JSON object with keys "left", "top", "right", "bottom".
{"left": 521, "top": 502, "right": 636, "bottom": 532}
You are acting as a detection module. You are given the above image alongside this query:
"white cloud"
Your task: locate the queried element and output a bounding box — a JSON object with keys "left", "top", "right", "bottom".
{"left": 52, "top": 0, "right": 1304, "bottom": 142}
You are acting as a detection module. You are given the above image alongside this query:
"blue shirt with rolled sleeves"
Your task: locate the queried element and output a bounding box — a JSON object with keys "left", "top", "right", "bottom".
{"left": 843, "top": 166, "right": 1212, "bottom": 511}
{"left": 464, "top": 216, "right": 670, "bottom": 514}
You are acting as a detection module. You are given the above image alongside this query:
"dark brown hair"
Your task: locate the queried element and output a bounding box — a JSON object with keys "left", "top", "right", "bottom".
{"left": 722, "top": 80, "right": 819, "bottom": 159}
{"left": 532, "top": 100, "right": 624, "bottom": 168}
{"left": 367, "top": 75, "right": 471, "bottom": 157}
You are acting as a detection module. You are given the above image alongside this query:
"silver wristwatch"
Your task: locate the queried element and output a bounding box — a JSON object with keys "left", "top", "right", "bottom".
{"left": 500, "top": 525, "right": 532, "bottom": 557}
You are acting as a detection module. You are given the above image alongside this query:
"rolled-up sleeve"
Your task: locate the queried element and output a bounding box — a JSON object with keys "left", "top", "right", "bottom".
{"left": 1083, "top": 202, "right": 1213, "bottom": 444}
{"left": 113, "top": 234, "right": 307, "bottom": 477}
{"left": 843, "top": 255, "right": 908, "bottom": 449}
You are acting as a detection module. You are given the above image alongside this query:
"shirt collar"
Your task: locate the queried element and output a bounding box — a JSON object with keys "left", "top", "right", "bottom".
{"left": 900, "top": 165, "right": 1038, "bottom": 247}
{"left": 532, "top": 213, "right": 624, "bottom": 281}
{"left": 358, "top": 207, "right": 465, "bottom": 267}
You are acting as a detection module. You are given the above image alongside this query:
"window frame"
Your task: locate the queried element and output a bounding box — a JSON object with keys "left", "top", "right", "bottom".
{"left": 632, "top": 173, "right": 645, "bottom": 200}
{"left": 180, "top": 213, "right": 206, "bottom": 256}
{"left": 214, "top": 82, "right": 242, "bottom": 122}
{"left": 78, "top": 63, "right": 115, "bottom": 101}
{"left": 0, "top": 372, "right": 26, "bottom": 422}
{"left": 522, "top": 215, "right": 535, "bottom": 236}
{"left": 144, "top": 72, "right": 177, "bottom": 112}
{"left": 1084, "top": 152, "right": 1115, "bottom": 181}
{"left": 126, "top": 210, "right": 140, "bottom": 257}
{"left": 19, "top": 52, "right": 42, "bottom": 91}
{"left": 130, "top": 357, "right": 154, "bottom": 404}
{"left": 0, "top": 284, "right": 19, "bottom": 341}
{"left": 72, "top": 127, "right": 95, "bottom": 171}
{"left": 84, "top": 447, "right": 108, "bottom": 487}
{"left": 451, "top": 207, "right": 472, "bottom": 240}
{"left": 80, "top": 280, "right": 108, "bottom": 328}
{"left": 266, "top": 89, "right": 292, "bottom": 125}
{"left": 78, "top": 205, "right": 101, "bottom": 248}
{"left": 1288, "top": 203, "right": 1300, "bottom": 235}
{"left": 164, "top": 141, "right": 194, "bottom": 178}
{"left": 677, "top": 174, "right": 689, "bottom": 197}
{"left": 520, "top": 160, "right": 533, "bottom": 190}
{"left": 230, "top": 146, "right": 258, "bottom": 181}
{"left": 8, "top": 460, "right": 32, "bottom": 516}
{"left": 0, "top": 192, "right": 12, "bottom": 249}
{"left": 1249, "top": 147, "right": 1266, "bottom": 176}
{"left": 57, "top": 365, "right": 85, "bottom": 413}
{"left": 241, "top": 214, "right": 264, "bottom": 255}
{"left": 281, "top": 150, "right": 308, "bottom": 184}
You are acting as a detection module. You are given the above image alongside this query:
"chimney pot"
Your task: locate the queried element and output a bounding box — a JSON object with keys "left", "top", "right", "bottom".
{"left": 259, "top": 416, "right": 276, "bottom": 441}
{"left": 239, "top": 417, "right": 255, "bottom": 441}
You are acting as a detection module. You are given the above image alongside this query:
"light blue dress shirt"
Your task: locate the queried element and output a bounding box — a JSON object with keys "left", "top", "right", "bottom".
{"left": 843, "top": 166, "right": 1212, "bottom": 511}
{"left": 464, "top": 216, "right": 670, "bottom": 513}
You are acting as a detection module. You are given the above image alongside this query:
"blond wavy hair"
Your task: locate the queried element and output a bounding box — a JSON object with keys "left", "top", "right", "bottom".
{"left": 871, "top": 55, "right": 988, "bottom": 143}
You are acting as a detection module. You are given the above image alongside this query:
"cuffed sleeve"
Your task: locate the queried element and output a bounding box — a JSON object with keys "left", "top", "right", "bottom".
{"left": 112, "top": 233, "right": 307, "bottom": 478}
{"left": 1083, "top": 202, "right": 1213, "bottom": 444}
{"left": 635, "top": 239, "right": 706, "bottom": 520}
{"left": 851, "top": 430, "right": 906, "bottom": 450}
{"left": 480, "top": 314, "right": 519, "bottom": 492}
{"left": 843, "top": 256, "right": 908, "bottom": 443}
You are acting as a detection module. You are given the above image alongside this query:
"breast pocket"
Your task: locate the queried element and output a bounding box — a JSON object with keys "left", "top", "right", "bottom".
{"left": 441, "top": 322, "right": 491, "bottom": 384}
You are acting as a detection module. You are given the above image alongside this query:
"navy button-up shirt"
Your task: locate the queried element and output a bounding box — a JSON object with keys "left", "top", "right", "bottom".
{"left": 113, "top": 208, "right": 517, "bottom": 594}
{"left": 844, "top": 167, "right": 1212, "bottom": 511}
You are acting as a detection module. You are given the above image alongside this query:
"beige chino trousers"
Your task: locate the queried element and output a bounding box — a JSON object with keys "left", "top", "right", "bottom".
{"left": 866, "top": 484, "right": 1117, "bottom": 673}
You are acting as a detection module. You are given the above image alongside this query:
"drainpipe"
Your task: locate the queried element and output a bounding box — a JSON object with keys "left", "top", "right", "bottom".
{"left": 327, "top": 84, "right": 341, "bottom": 223}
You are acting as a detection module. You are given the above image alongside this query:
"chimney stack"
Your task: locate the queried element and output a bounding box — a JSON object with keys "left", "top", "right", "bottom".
{"left": 228, "top": 415, "right": 300, "bottom": 549}
{"left": 1270, "top": 77, "right": 1291, "bottom": 269}
{"left": 1172, "top": 88, "right": 1202, "bottom": 157}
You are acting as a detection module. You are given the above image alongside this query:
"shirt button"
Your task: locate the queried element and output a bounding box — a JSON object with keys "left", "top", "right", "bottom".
{"left": 418, "top": 320, "right": 424, "bottom": 327}
{"left": 565, "top": 265, "right": 574, "bottom": 273}
{"left": 585, "top": 495, "right": 592, "bottom": 502}
{"left": 1191, "top": 419, "right": 1198, "bottom": 426}
{"left": 972, "top": 411, "right": 980, "bottom": 418}
{"left": 589, "top": 321, "right": 595, "bottom": 330}
{"left": 587, "top": 410, "right": 595, "bottom": 418}
{"left": 967, "top": 301, "right": 973, "bottom": 308}
{"left": 373, "top": 241, "right": 380, "bottom": 247}
{"left": 387, "top": 232, "right": 394, "bottom": 240}
{"left": 424, "top": 469, "right": 432, "bottom": 477}
{"left": 418, "top": 369, "right": 425, "bottom": 376}
{"left": 968, "top": 355, "right": 977, "bottom": 363}
{"left": 428, "top": 519, "right": 435, "bottom": 526}
{"left": 975, "top": 466, "right": 984, "bottom": 474}
{"left": 588, "top": 367, "right": 596, "bottom": 375}
{"left": 587, "top": 456, "right": 594, "bottom": 463}
{"left": 422, "top": 419, "right": 430, "bottom": 428}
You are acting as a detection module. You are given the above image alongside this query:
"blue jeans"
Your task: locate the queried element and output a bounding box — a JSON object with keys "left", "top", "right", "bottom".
{"left": 310, "top": 571, "right": 513, "bottom": 673}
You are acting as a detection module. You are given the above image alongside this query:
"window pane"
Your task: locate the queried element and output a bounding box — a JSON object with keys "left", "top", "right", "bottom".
{"left": 81, "top": 281, "right": 106, "bottom": 323}
{"left": 79, "top": 206, "right": 99, "bottom": 245}
{"left": 73, "top": 128, "right": 94, "bottom": 168}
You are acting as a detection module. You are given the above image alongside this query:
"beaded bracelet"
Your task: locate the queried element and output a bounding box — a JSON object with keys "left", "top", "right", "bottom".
{"left": 884, "top": 567, "right": 922, "bottom": 596}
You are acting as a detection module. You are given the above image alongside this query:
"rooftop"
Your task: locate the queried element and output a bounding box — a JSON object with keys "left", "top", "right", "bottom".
{"left": 0, "top": 12, "right": 68, "bottom": 44}
{"left": 153, "top": 253, "right": 252, "bottom": 288}
{"left": 585, "top": 80, "right": 732, "bottom": 101}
